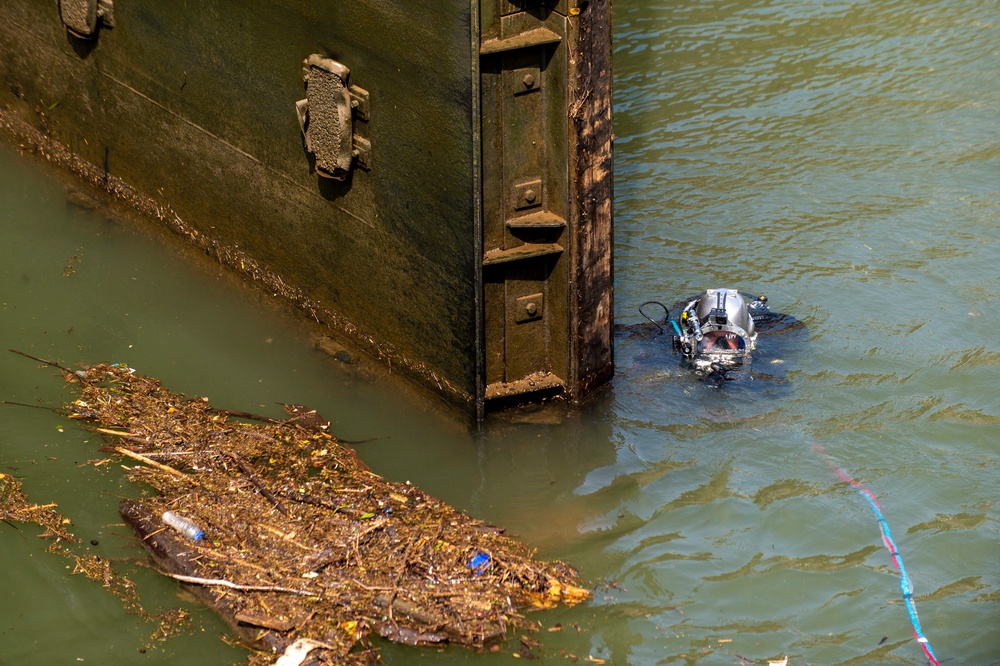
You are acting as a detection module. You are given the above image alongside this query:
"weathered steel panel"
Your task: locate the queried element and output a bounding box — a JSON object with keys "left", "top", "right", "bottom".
{"left": 567, "top": 0, "right": 615, "bottom": 397}
{"left": 1, "top": 0, "right": 479, "bottom": 407}
{"left": 0, "top": 0, "right": 613, "bottom": 418}
{"left": 479, "top": 1, "right": 611, "bottom": 405}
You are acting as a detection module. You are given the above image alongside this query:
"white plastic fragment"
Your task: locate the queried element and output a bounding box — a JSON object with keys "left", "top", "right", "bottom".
{"left": 273, "top": 638, "right": 333, "bottom": 666}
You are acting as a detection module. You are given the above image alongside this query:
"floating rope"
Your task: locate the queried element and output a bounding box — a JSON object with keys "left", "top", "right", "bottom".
{"left": 812, "top": 444, "right": 940, "bottom": 665}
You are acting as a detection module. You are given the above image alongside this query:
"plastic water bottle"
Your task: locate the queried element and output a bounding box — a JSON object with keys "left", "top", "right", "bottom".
{"left": 162, "top": 511, "right": 205, "bottom": 542}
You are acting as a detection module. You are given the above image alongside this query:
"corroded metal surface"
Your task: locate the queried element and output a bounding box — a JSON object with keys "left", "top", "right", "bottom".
{"left": 0, "top": 0, "right": 613, "bottom": 418}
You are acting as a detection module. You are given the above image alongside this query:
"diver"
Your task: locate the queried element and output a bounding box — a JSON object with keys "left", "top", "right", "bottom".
{"left": 638, "top": 288, "right": 773, "bottom": 380}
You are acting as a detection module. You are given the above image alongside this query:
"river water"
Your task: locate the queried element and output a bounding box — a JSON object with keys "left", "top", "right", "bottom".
{"left": 2, "top": 0, "right": 998, "bottom": 664}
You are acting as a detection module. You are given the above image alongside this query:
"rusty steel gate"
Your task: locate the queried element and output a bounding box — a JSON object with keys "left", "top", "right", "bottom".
{"left": 0, "top": 0, "right": 613, "bottom": 420}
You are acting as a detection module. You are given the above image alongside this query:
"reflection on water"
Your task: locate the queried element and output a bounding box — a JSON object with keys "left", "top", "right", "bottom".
{"left": 3, "top": 0, "right": 999, "bottom": 663}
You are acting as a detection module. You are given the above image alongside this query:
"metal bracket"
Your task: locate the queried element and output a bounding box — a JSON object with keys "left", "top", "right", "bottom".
{"left": 514, "top": 293, "right": 544, "bottom": 324}
{"left": 511, "top": 177, "right": 542, "bottom": 212}
{"left": 297, "top": 55, "right": 372, "bottom": 180}
{"left": 349, "top": 85, "right": 370, "bottom": 122}
{"left": 512, "top": 66, "right": 541, "bottom": 95}
{"left": 60, "top": 0, "right": 115, "bottom": 39}
{"left": 499, "top": 0, "right": 569, "bottom": 17}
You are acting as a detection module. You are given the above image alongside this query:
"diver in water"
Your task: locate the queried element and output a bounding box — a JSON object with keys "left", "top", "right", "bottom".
{"left": 638, "top": 288, "right": 776, "bottom": 380}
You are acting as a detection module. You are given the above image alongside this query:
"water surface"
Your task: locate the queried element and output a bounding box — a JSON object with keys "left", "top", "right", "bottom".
{"left": 3, "top": 0, "right": 999, "bottom": 663}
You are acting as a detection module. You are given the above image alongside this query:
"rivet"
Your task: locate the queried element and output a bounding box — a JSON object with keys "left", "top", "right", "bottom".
{"left": 526, "top": 302, "right": 538, "bottom": 317}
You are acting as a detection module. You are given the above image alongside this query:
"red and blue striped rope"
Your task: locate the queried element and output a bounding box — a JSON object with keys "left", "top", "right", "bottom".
{"left": 812, "top": 443, "right": 940, "bottom": 665}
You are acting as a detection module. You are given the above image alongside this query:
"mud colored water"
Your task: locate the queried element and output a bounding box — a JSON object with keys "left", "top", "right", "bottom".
{"left": 2, "top": 0, "right": 998, "bottom": 663}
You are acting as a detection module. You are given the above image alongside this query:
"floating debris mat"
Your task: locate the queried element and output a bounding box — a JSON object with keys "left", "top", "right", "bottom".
{"left": 61, "top": 362, "right": 588, "bottom": 665}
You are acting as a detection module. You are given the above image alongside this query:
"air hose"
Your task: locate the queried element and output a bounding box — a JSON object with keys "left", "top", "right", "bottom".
{"left": 812, "top": 443, "right": 941, "bottom": 665}
{"left": 638, "top": 301, "right": 669, "bottom": 334}
{"left": 639, "top": 301, "right": 684, "bottom": 341}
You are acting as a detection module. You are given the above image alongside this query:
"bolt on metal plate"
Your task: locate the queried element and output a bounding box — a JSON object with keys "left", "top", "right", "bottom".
{"left": 513, "top": 66, "right": 541, "bottom": 95}
{"left": 512, "top": 178, "right": 543, "bottom": 211}
{"left": 514, "top": 293, "right": 544, "bottom": 323}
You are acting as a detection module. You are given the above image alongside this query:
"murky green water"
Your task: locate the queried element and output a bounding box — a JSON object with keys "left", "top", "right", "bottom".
{"left": 3, "top": 0, "right": 999, "bottom": 663}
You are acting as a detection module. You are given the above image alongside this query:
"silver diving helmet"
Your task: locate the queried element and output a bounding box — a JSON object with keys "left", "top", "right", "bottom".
{"left": 679, "top": 288, "right": 758, "bottom": 375}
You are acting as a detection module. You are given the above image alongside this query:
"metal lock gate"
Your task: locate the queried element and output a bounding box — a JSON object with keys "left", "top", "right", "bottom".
{"left": 481, "top": 2, "right": 571, "bottom": 401}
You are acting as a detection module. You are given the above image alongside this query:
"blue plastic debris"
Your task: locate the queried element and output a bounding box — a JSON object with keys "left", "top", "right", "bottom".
{"left": 466, "top": 552, "right": 490, "bottom": 575}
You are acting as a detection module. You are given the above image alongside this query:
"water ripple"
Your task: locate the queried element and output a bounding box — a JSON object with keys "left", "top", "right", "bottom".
{"left": 606, "top": 0, "right": 998, "bottom": 661}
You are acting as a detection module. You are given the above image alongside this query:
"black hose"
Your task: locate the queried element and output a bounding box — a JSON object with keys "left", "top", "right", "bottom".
{"left": 638, "top": 301, "right": 670, "bottom": 335}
